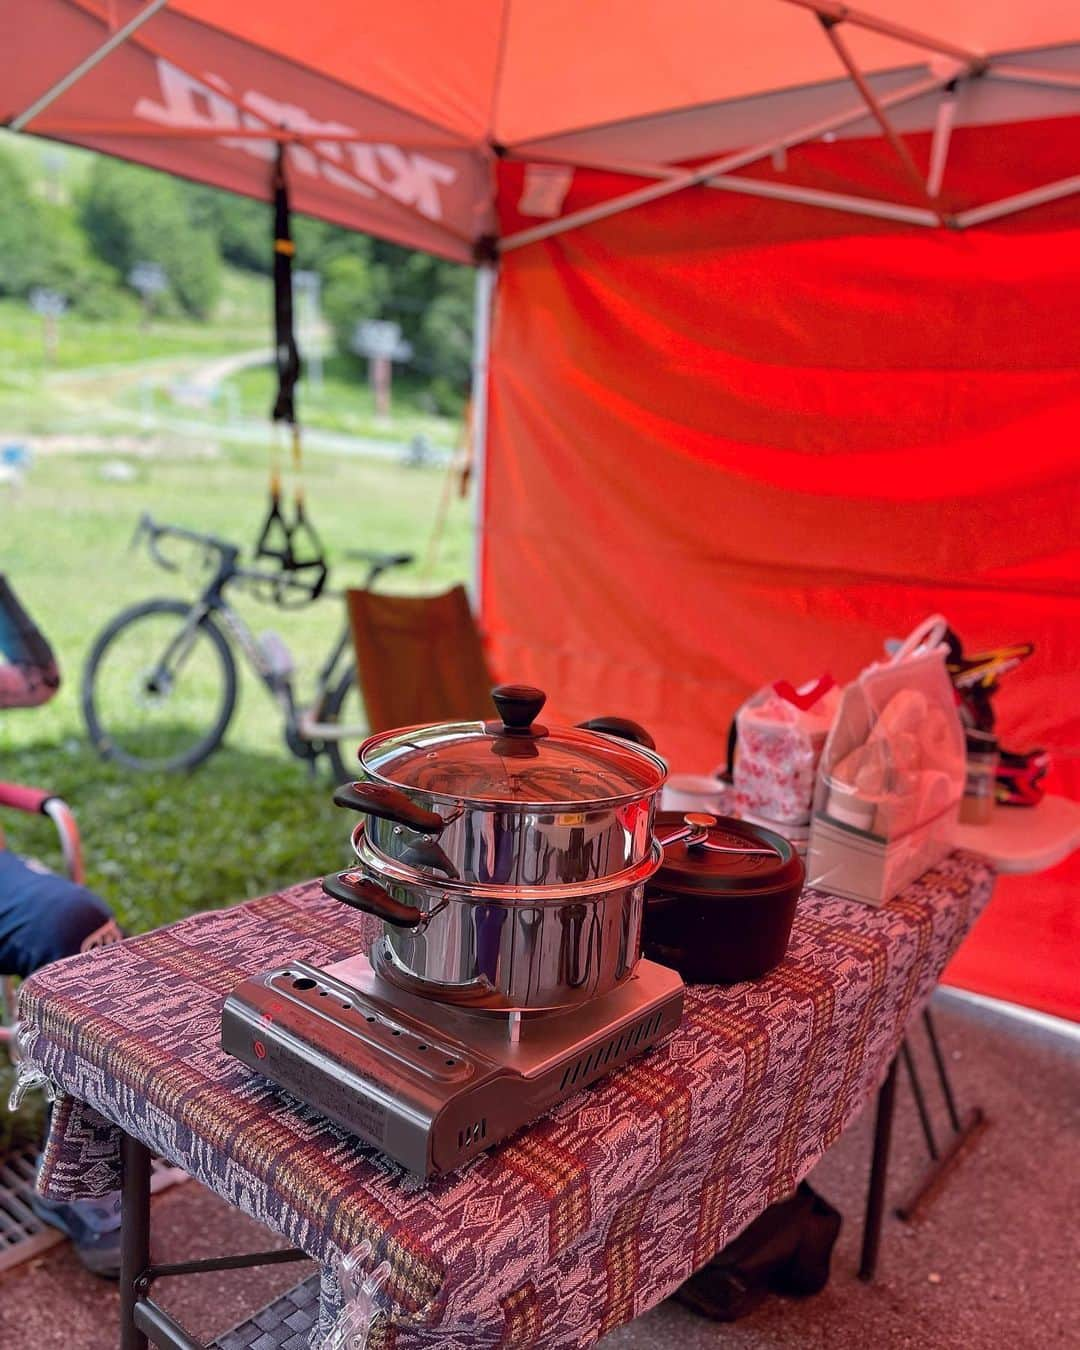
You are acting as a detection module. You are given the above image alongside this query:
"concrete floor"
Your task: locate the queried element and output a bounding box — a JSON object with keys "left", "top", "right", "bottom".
{"left": 605, "top": 992, "right": 1080, "bottom": 1350}
{"left": 0, "top": 991, "right": 1076, "bottom": 1349}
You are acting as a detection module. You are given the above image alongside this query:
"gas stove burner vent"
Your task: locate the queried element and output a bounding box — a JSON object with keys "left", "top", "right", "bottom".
{"left": 458, "top": 1119, "right": 487, "bottom": 1152}
{"left": 558, "top": 1008, "right": 666, "bottom": 1095}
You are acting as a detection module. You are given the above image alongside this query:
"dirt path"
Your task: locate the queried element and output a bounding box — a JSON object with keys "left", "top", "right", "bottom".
{"left": 44, "top": 346, "right": 268, "bottom": 403}
{"left": 13, "top": 344, "right": 445, "bottom": 465}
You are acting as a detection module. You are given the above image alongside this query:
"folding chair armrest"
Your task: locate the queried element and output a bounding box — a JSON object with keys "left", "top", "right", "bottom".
{"left": 42, "top": 798, "right": 85, "bottom": 886}
{"left": 0, "top": 782, "right": 52, "bottom": 815}
{"left": 0, "top": 784, "right": 85, "bottom": 885}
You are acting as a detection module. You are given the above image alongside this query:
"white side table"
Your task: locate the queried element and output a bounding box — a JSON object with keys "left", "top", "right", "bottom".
{"left": 953, "top": 794, "right": 1080, "bottom": 873}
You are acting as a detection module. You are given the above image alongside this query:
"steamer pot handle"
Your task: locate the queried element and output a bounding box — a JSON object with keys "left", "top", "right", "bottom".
{"left": 322, "top": 870, "right": 423, "bottom": 928}
{"left": 576, "top": 716, "right": 656, "bottom": 751}
{"left": 333, "top": 782, "right": 444, "bottom": 835}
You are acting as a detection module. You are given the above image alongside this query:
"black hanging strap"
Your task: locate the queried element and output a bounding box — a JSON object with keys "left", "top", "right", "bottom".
{"left": 253, "top": 143, "right": 327, "bottom": 604}
{"left": 271, "top": 142, "right": 301, "bottom": 426}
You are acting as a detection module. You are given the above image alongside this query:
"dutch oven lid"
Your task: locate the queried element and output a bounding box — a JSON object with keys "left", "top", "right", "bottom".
{"left": 359, "top": 685, "right": 667, "bottom": 806}
{"left": 652, "top": 811, "right": 803, "bottom": 896}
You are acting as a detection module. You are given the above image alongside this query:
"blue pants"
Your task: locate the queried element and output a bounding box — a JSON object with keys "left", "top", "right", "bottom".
{"left": 0, "top": 849, "right": 115, "bottom": 980}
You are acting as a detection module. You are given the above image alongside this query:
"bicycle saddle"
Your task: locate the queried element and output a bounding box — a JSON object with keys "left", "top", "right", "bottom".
{"left": 345, "top": 549, "right": 415, "bottom": 570}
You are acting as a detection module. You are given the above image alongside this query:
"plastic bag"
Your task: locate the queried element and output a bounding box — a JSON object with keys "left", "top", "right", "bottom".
{"left": 733, "top": 676, "right": 839, "bottom": 827}
{"left": 807, "top": 616, "right": 965, "bottom": 905}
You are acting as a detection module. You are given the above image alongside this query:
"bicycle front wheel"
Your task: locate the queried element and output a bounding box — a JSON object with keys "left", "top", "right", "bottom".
{"left": 82, "top": 598, "right": 238, "bottom": 772}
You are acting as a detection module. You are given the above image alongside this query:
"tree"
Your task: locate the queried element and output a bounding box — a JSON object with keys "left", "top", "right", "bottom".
{"left": 185, "top": 185, "right": 268, "bottom": 274}
{"left": 366, "top": 245, "right": 474, "bottom": 402}
{"left": 0, "top": 147, "right": 128, "bottom": 315}
{"left": 0, "top": 149, "right": 46, "bottom": 297}
{"left": 418, "top": 265, "right": 474, "bottom": 407}
{"left": 35, "top": 201, "right": 135, "bottom": 319}
{"left": 173, "top": 176, "right": 476, "bottom": 406}
{"left": 322, "top": 253, "right": 383, "bottom": 358}
{"left": 79, "top": 158, "right": 222, "bottom": 319}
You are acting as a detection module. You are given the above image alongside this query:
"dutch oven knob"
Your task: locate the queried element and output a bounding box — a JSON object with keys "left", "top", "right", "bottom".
{"left": 657, "top": 813, "right": 716, "bottom": 851}
{"left": 683, "top": 812, "right": 716, "bottom": 849}
{"left": 492, "top": 684, "right": 547, "bottom": 732}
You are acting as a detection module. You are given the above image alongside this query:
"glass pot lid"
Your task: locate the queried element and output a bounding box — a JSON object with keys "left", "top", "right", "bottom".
{"left": 358, "top": 685, "right": 667, "bottom": 807}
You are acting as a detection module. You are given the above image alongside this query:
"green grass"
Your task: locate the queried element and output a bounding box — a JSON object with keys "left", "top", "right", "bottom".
{"left": 0, "top": 295, "right": 260, "bottom": 375}
{"left": 0, "top": 440, "right": 471, "bottom": 935}
{"left": 207, "top": 355, "right": 462, "bottom": 447}
{"left": 0, "top": 271, "right": 465, "bottom": 452}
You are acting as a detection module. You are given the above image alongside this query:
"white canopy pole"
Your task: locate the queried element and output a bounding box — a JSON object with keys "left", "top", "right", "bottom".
{"left": 10, "top": 0, "right": 171, "bottom": 131}
{"left": 509, "top": 71, "right": 950, "bottom": 177}
{"left": 816, "top": 14, "right": 950, "bottom": 225}
{"left": 501, "top": 143, "right": 808, "bottom": 252}
{"left": 926, "top": 87, "right": 958, "bottom": 198}
{"left": 954, "top": 175, "right": 1080, "bottom": 228}
{"left": 469, "top": 263, "right": 497, "bottom": 610}
{"left": 986, "top": 65, "right": 1080, "bottom": 93}
{"left": 26, "top": 121, "right": 453, "bottom": 151}
{"left": 501, "top": 71, "right": 956, "bottom": 251}
{"left": 701, "top": 175, "right": 939, "bottom": 226}
{"left": 781, "top": 0, "right": 984, "bottom": 66}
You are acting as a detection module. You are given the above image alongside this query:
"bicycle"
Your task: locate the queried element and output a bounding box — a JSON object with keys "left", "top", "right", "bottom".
{"left": 80, "top": 513, "right": 413, "bottom": 778}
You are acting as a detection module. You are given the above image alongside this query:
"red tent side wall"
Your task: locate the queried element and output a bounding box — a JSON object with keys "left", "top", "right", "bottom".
{"left": 482, "top": 152, "right": 1080, "bottom": 1021}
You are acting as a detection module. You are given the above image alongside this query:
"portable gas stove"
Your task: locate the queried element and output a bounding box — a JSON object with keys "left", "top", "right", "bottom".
{"left": 222, "top": 947, "right": 683, "bottom": 1176}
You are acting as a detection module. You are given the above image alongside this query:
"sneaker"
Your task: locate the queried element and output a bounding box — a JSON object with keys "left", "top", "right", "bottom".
{"left": 31, "top": 1191, "right": 122, "bottom": 1278}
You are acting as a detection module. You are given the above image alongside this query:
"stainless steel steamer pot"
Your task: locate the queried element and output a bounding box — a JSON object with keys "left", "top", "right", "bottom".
{"left": 332, "top": 685, "right": 666, "bottom": 887}
{"left": 326, "top": 823, "right": 661, "bottom": 1010}
{"left": 321, "top": 685, "right": 668, "bottom": 1011}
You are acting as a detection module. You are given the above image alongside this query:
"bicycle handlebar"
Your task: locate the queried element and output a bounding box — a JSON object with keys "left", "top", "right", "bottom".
{"left": 133, "top": 513, "right": 240, "bottom": 574}
{"left": 133, "top": 512, "right": 412, "bottom": 597}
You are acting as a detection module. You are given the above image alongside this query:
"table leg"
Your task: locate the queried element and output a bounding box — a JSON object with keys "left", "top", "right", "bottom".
{"left": 895, "top": 1009, "right": 988, "bottom": 1223}
{"left": 859, "top": 1054, "right": 898, "bottom": 1283}
{"left": 924, "top": 1008, "right": 962, "bottom": 1132}
{"left": 120, "top": 1130, "right": 152, "bottom": 1350}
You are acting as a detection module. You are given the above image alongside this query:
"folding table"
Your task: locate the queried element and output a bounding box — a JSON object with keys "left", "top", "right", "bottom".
{"left": 16, "top": 852, "right": 993, "bottom": 1349}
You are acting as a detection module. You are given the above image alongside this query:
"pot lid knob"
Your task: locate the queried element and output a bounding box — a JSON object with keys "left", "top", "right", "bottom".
{"left": 491, "top": 683, "right": 547, "bottom": 733}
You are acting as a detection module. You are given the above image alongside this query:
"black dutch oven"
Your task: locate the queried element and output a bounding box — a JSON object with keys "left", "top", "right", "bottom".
{"left": 643, "top": 811, "right": 805, "bottom": 984}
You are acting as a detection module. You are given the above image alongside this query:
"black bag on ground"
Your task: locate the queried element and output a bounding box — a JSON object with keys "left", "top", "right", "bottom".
{"left": 672, "top": 1182, "right": 842, "bottom": 1322}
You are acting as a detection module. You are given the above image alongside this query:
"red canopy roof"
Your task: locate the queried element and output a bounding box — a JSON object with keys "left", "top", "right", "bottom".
{"left": 5, "top": 1, "right": 1079, "bottom": 259}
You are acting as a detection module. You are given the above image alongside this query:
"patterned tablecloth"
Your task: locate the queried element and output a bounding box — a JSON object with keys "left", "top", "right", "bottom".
{"left": 18, "top": 853, "right": 992, "bottom": 1349}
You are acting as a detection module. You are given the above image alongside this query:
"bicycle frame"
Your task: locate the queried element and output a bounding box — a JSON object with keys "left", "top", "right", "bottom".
{"left": 207, "top": 584, "right": 367, "bottom": 747}
{"left": 138, "top": 513, "right": 372, "bottom": 749}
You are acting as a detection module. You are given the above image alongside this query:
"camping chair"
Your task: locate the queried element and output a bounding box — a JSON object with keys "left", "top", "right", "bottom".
{"left": 0, "top": 783, "right": 83, "bottom": 1053}
{"left": 345, "top": 583, "right": 495, "bottom": 735}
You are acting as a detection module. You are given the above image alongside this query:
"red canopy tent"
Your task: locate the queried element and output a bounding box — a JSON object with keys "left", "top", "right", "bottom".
{"left": 4, "top": 1, "right": 1078, "bottom": 1018}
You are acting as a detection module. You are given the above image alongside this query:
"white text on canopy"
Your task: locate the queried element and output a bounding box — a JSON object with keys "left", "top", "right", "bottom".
{"left": 134, "top": 60, "right": 457, "bottom": 222}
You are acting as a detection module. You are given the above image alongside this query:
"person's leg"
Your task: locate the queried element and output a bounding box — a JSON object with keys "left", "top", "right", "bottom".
{"left": 0, "top": 849, "right": 120, "bottom": 977}
{"left": 0, "top": 849, "right": 125, "bottom": 1276}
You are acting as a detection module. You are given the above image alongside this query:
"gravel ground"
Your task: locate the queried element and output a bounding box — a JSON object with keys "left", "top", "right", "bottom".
{"left": 0, "top": 991, "right": 1075, "bottom": 1349}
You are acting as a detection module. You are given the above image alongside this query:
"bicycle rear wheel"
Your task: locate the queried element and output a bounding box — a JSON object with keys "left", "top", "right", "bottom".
{"left": 321, "top": 666, "right": 369, "bottom": 784}
{"left": 82, "top": 598, "right": 237, "bottom": 772}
